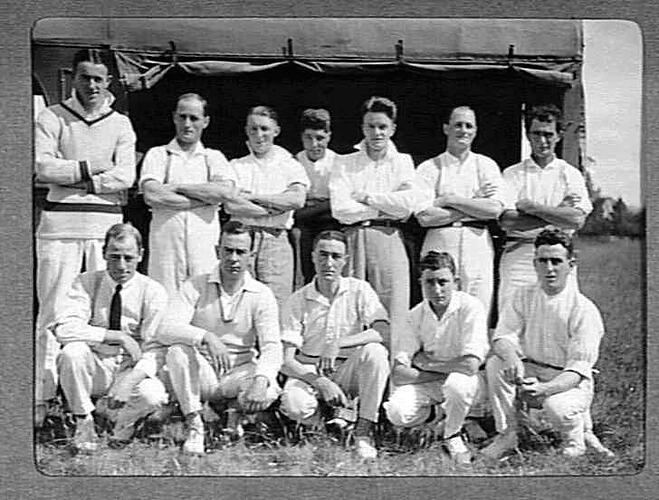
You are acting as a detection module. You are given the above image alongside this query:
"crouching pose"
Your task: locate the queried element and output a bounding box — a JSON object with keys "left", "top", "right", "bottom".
{"left": 384, "top": 251, "right": 489, "bottom": 466}
{"left": 279, "top": 230, "right": 391, "bottom": 459}
{"left": 53, "top": 223, "right": 169, "bottom": 453}
{"left": 157, "top": 221, "right": 283, "bottom": 455}
{"left": 482, "top": 229, "right": 612, "bottom": 459}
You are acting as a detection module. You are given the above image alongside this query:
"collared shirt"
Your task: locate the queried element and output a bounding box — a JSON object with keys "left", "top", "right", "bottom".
{"left": 394, "top": 291, "right": 489, "bottom": 367}
{"left": 329, "top": 140, "right": 422, "bottom": 225}
{"left": 157, "top": 267, "right": 282, "bottom": 383}
{"left": 493, "top": 281, "right": 604, "bottom": 379}
{"left": 280, "top": 277, "right": 389, "bottom": 358}
{"left": 228, "top": 144, "right": 310, "bottom": 229}
{"left": 414, "top": 150, "right": 506, "bottom": 219}
{"left": 502, "top": 156, "right": 593, "bottom": 238}
{"left": 35, "top": 92, "right": 137, "bottom": 239}
{"left": 52, "top": 270, "right": 169, "bottom": 377}
{"left": 295, "top": 149, "right": 338, "bottom": 200}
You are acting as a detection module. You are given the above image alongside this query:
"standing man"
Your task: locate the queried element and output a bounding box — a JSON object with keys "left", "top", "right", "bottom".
{"left": 35, "top": 49, "right": 137, "bottom": 425}
{"left": 53, "top": 224, "right": 169, "bottom": 453}
{"left": 329, "top": 96, "right": 422, "bottom": 357}
{"left": 385, "top": 251, "right": 489, "bottom": 466}
{"left": 415, "top": 106, "right": 505, "bottom": 318}
{"left": 157, "top": 221, "right": 283, "bottom": 455}
{"left": 498, "top": 104, "right": 592, "bottom": 311}
{"left": 279, "top": 230, "right": 390, "bottom": 459}
{"left": 293, "top": 109, "right": 342, "bottom": 284}
{"left": 224, "top": 106, "right": 310, "bottom": 308}
{"left": 482, "top": 229, "right": 612, "bottom": 459}
{"left": 140, "top": 93, "right": 236, "bottom": 295}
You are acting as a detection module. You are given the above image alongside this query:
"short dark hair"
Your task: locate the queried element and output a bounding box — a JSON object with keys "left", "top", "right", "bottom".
{"left": 360, "top": 96, "right": 397, "bottom": 122}
{"left": 300, "top": 108, "right": 331, "bottom": 132}
{"left": 220, "top": 220, "right": 254, "bottom": 245}
{"left": 103, "top": 223, "right": 142, "bottom": 252}
{"left": 419, "top": 251, "right": 457, "bottom": 276}
{"left": 247, "top": 105, "right": 279, "bottom": 125}
{"left": 175, "top": 93, "right": 208, "bottom": 116}
{"left": 312, "top": 230, "right": 347, "bottom": 252}
{"left": 72, "top": 48, "right": 110, "bottom": 73}
{"left": 534, "top": 228, "right": 574, "bottom": 258}
{"left": 524, "top": 104, "right": 565, "bottom": 133}
{"left": 443, "top": 105, "right": 476, "bottom": 125}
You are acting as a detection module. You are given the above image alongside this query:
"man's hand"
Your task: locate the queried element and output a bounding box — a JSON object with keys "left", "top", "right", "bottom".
{"left": 318, "top": 341, "right": 340, "bottom": 376}
{"left": 121, "top": 334, "right": 142, "bottom": 366}
{"left": 203, "top": 331, "right": 231, "bottom": 375}
{"left": 351, "top": 191, "right": 370, "bottom": 204}
{"left": 502, "top": 355, "right": 525, "bottom": 384}
{"left": 515, "top": 198, "right": 539, "bottom": 214}
{"left": 240, "top": 376, "right": 270, "bottom": 413}
{"left": 558, "top": 192, "right": 582, "bottom": 208}
{"left": 107, "top": 369, "right": 146, "bottom": 409}
{"left": 88, "top": 161, "right": 113, "bottom": 175}
{"left": 475, "top": 182, "right": 497, "bottom": 198}
{"left": 313, "top": 376, "right": 348, "bottom": 407}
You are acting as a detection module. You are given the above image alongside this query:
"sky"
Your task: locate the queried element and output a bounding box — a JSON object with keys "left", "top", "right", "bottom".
{"left": 582, "top": 20, "right": 643, "bottom": 207}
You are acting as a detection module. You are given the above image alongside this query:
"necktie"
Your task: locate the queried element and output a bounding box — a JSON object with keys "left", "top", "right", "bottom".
{"left": 109, "top": 284, "right": 122, "bottom": 331}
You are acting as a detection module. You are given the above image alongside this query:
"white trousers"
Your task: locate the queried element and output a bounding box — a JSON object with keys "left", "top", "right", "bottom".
{"left": 57, "top": 342, "right": 168, "bottom": 425}
{"left": 422, "top": 226, "right": 494, "bottom": 319}
{"left": 485, "top": 355, "right": 593, "bottom": 448}
{"left": 165, "top": 344, "right": 280, "bottom": 416}
{"left": 148, "top": 210, "right": 220, "bottom": 295}
{"left": 279, "top": 343, "right": 390, "bottom": 423}
{"left": 384, "top": 371, "right": 487, "bottom": 438}
{"left": 36, "top": 238, "right": 105, "bottom": 404}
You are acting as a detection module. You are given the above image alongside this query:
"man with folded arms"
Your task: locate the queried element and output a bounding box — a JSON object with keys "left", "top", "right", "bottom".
{"left": 157, "top": 221, "right": 282, "bottom": 455}
{"left": 385, "top": 251, "right": 489, "bottom": 466}
{"left": 53, "top": 223, "right": 169, "bottom": 453}
{"left": 482, "top": 229, "right": 613, "bottom": 459}
{"left": 34, "top": 48, "right": 137, "bottom": 425}
{"left": 279, "top": 230, "right": 390, "bottom": 459}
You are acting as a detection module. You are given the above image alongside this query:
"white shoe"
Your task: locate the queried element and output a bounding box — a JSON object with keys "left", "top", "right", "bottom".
{"left": 73, "top": 415, "right": 99, "bottom": 454}
{"left": 355, "top": 436, "right": 378, "bottom": 459}
{"left": 584, "top": 431, "right": 615, "bottom": 458}
{"left": 481, "top": 430, "right": 519, "bottom": 460}
{"left": 444, "top": 434, "right": 472, "bottom": 467}
{"left": 562, "top": 442, "right": 586, "bottom": 458}
{"left": 182, "top": 414, "right": 205, "bottom": 455}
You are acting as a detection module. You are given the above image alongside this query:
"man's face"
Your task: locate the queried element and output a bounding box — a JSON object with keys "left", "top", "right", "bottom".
{"left": 103, "top": 237, "right": 143, "bottom": 285}
{"left": 443, "top": 108, "right": 477, "bottom": 152}
{"left": 246, "top": 114, "right": 280, "bottom": 157}
{"left": 421, "top": 267, "right": 458, "bottom": 311}
{"left": 533, "top": 243, "right": 574, "bottom": 295}
{"left": 362, "top": 111, "right": 396, "bottom": 153}
{"left": 527, "top": 118, "right": 561, "bottom": 161}
{"left": 173, "top": 98, "right": 209, "bottom": 147}
{"left": 301, "top": 128, "right": 331, "bottom": 162}
{"left": 312, "top": 238, "right": 347, "bottom": 283}
{"left": 72, "top": 61, "right": 111, "bottom": 110}
{"left": 217, "top": 232, "right": 253, "bottom": 278}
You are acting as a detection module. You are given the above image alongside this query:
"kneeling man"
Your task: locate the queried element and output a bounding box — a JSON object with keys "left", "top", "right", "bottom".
{"left": 384, "top": 250, "right": 489, "bottom": 465}
{"left": 279, "top": 230, "right": 390, "bottom": 459}
{"left": 157, "top": 221, "right": 282, "bottom": 454}
{"left": 53, "top": 223, "right": 169, "bottom": 453}
{"left": 483, "top": 229, "right": 609, "bottom": 459}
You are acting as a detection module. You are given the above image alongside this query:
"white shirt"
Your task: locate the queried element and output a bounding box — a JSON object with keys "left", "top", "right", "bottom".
{"left": 395, "top": 291, "right": 489, "bottom": 367}
{"left": 296, "top": 149, "right": 338, "bottom": 200}
{"left": 329, "top": 140, "right": 422, "bottom": 225}
{"left": 493, "top": 281, "right": 604, "bottom": 379}
{"left": 415, "top": 151, "right": 506, "bottom": 218}
{"left": 157, "top": 267, "right": 282, "bottom": 384}
{"left": 281, "top": 277, "right": 389, "bottom": 358}
{"left": 502, "top": 157, "right": 593, "bottom": 238}
{"left": 228, "top": 145, "right": 310, "bottom": 229}
{"left": 52, "top": 270, "right": 168, "bottom": 377}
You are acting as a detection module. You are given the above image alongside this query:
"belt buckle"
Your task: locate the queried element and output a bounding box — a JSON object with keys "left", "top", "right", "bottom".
{"left": 451, "top": 221, "right": 463, "bottom": 227}
{"left": 362, "top": 220, "right": 372, "bottom": 227}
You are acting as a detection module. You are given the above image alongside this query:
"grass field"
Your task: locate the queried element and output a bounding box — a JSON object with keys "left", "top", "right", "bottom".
{"left": 35, "top": 236, "right": 645, "bottom": 476}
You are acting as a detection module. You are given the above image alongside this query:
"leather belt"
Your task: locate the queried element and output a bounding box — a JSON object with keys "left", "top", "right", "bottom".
{"left": 344, "top": 219, "right": 403, "bottom": 229}
{"left": 428, "top": 220, "right": 489, "bottom": 230}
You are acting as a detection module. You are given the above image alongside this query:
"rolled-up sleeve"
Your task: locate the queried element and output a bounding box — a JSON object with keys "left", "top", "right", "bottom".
{"left": 492, "top": 288, "right": 525, "bottom": 356}
{"left": 53, "top": 276, "right": 107, "bottom": 345}
{"left": 138, "top": 147, "right": 167, "bottom": 189}
{"left": 564, "top": 298, "right": 604, "bottom": 379}
{"left": 458, "top": 298, "right": 490, "bottom": 362}
{"left": 393, "top": 309, "right": 422, "bottom": 367}
{"left": 90, "top": 116, "right": 137, "bottom": 194}
{"left": 358, "top": 281, "right": 389, "bottom": 326}
{"left": 252, "top": 288, "right": 283, "bottom": 384}
{"left": 280, "top": 291, "right": 305, "bottom": 349}
{"left": 156, "top": 278, "right": 208, "bottom": 347}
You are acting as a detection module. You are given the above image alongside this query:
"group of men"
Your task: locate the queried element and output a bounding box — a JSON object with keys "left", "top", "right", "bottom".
{"left": 34, "top": 49, "right": 613, "bottom": 465}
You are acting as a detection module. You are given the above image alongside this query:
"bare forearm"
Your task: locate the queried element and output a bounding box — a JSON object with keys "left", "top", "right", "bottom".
{"left": 337, "top": 329, "right": 384, "bottom": 349}
{"left": 416, "top": 206, "right": 464, "bottom": 227}
{"left": 174, "top": 182, "right": 236, "bottom": 205}
{"left": 446, "top": 196, "right": 503, "bottom": 220}
{"left": 500, "top": 210, "right": 547, "bottom": 232}
{"left": 543, "top": 371, "right": 582, "bottom": 396}
{"left": 249, "top": 191, "right": 305, "bottom": 211}
{"left": 493, "top": 338, "right": 520, "bottom": 362}
{"left": 392, "top": 364, "right": 445, "bottom": 386}
{"left": 525, "top": 205, "right": 586, "bottom": 230}
{"left": 224, "top": 197, "right": 270, "bottom": 217}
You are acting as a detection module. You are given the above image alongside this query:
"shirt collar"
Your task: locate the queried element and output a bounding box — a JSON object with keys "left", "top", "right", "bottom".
{"left": 296, "top": 148, "right": 336, "bottom": 166}
{"left": 353, "top": 139, "right": 400, "bottom": 161}
{"left": 67, "top": 90, "right": 115, "bottom": 120}
{"left": 442, "top": 149, "right": 472, "bottom": 166}
{"left": 524, "top": 155, "right": 560, "bottom": 170}
{"left": 103, "top": 270, "right": 138, "bottom": 290}
{"left": 304, "top": 276, "right": 349, "bottom": 303}
{"left": 207, "top": 265, "right": 261, "bottom": 293}
{"left": 422, "top": 291, "right": 460, "bottom": 321}
{"left": 246, "top": 143, "right": 292, "bottom": 164}
{"left": 166, "top": 138, "right": 206, "bottom": 157}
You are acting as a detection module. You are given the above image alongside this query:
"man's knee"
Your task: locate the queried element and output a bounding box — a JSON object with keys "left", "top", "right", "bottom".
{"left": 166, "top": 344, "right": 194, "bottom": 369}
{"left": 443, "top": 372, "right": 479, "bottom": 404}
{"left": 543, "top": 393, "right": 586, "bottom": 429}
{"left": 384, "top": 385, "right": 427, "bottom": 427}
{"left": 279, "top": 384, "right": 318, "bottom": 422}
{"left": 58, "top": 342, "right": 92, "bottom": 369}
{"left": 360, "top": 343, "right": 389, "bottom": 368}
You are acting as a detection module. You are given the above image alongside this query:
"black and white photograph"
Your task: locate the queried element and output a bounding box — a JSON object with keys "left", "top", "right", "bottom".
{"left": 29, "top": 17, "right": 645, "bottom": 478}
